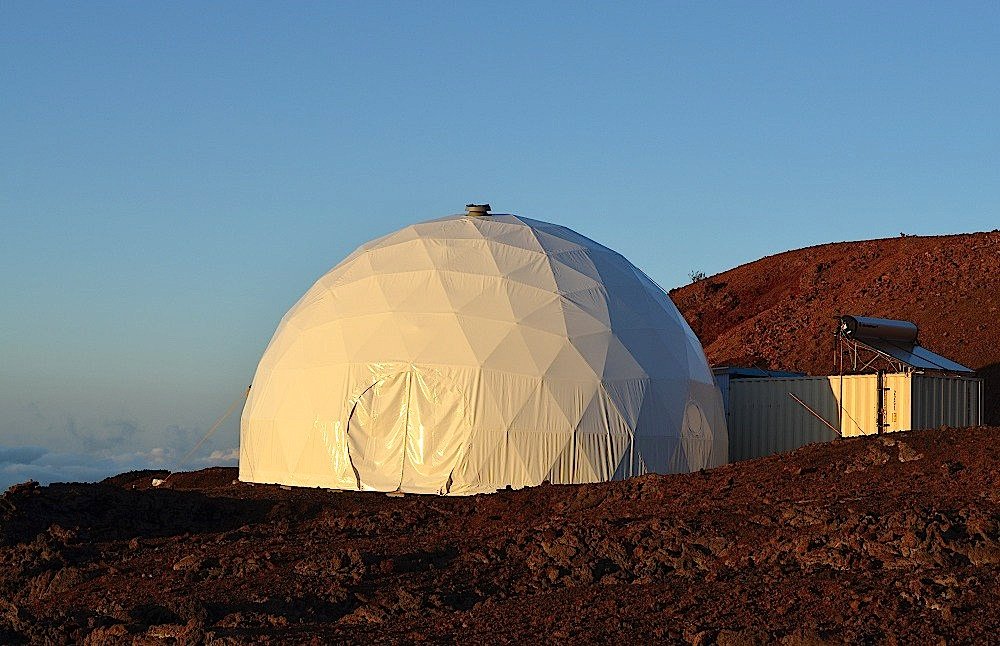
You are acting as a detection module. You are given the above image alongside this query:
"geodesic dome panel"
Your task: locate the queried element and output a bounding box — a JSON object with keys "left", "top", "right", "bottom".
{"left": 240, "top": 213, "right": 727, "bottom": 494}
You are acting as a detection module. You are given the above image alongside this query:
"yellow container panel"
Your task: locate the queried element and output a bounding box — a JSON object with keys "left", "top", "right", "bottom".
{"left": 884, "top": 373, "right": 912, "bottom": 433}
{"left": 835, "top": 374, "right": 880, "bottom": 437}
{"left": 839, "top": 372, "right": 910, "bottom": 435}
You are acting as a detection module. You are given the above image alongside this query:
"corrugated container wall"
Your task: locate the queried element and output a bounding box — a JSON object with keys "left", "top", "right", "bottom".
{"left": 726, "top": 373, "right": 981, "bottom": 462}
{"left": 911, "top": 375, "right": 982, "bottom": 429}
{"left": 727, "top": 377, "right": 836, "bottom": 463}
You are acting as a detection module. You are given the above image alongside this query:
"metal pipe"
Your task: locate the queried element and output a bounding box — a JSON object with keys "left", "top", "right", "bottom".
{"left": 787, "top": 392, "right": 842, "bottom": 437}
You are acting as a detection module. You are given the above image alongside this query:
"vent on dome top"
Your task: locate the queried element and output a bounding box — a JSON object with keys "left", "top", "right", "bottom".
{"left": 465, "top": 204, "right": 491, "bottom": 216}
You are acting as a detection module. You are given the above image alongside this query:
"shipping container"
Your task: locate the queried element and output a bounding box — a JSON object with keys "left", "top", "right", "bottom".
{"left": 725, "top": 372, "right": 982, "bottom": 461}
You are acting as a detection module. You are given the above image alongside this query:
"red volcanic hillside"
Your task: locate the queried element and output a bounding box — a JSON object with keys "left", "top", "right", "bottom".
{"left": 670, "top": 231, "right": 1000, "bottom": 423}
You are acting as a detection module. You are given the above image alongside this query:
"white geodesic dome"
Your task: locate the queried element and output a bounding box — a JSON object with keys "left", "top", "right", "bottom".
{"left": 239, "top": 211, "right": 727, "bottom": 495}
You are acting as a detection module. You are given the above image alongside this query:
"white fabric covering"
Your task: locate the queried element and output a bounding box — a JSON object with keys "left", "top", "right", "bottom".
{"left": 240, "top": 213, "right": 727, "bottom": 494}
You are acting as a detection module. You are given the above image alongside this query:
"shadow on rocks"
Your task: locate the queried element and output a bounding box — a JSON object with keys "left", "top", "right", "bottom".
{"left": 0, "top": 482, "right": 275, "bottom": 546}
{"left": 977, "top": 362, "right": 1000, "bottom": 426}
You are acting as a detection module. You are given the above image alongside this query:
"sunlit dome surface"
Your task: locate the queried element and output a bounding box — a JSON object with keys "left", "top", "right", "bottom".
{"left": 240, "top": 211, "right": 727, "bottom": 494}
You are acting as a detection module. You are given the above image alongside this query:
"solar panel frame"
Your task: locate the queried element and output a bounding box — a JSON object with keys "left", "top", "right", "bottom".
{"left": 857, "top": 337, "right": 974, "bottom": 373}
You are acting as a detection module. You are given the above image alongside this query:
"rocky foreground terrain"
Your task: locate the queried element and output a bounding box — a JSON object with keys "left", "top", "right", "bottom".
{"left": 2, "top": 425, "right": 999, "bottom": 644}
{"left": 671, "top": 231, "right": 1000, "bottom": 423}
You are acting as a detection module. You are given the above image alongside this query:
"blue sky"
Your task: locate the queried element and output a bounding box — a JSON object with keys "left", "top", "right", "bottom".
{"left": 1, "top": 2, "right": 997, "bottom": 487}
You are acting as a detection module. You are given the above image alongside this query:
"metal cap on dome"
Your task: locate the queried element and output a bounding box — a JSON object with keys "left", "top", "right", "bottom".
{"left": 465, "top": 203, "right": 491, "bottom": 216}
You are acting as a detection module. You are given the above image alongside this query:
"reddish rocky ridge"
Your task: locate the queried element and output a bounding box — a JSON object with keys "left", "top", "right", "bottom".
{"left": 2, "top": 426, "right": 999, "bottom": 643}
{"left": 670, "top": 231, "right": 1000, "bottom": 423}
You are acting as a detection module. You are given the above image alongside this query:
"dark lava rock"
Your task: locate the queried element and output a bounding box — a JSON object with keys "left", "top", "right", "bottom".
{"left": 0, "top": 427, "right": 999, "bottom": 642}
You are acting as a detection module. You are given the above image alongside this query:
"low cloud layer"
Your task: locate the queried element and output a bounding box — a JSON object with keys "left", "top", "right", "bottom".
{"left": 0, "top": 444, "right": 239, "bottom": 492}
{"left": 0, "top": 397, "right": 243, "bottom": 492}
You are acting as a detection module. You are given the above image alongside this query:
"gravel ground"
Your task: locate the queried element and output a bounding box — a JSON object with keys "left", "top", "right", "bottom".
{"left": 2, "top": 425, "right": 999, "bottom": 644}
